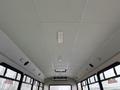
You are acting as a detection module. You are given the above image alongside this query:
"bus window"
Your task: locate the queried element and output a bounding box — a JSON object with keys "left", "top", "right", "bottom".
{"left": 99, "top": 62, "right": 120, "bottom": 90}
{"left": 33, "top": 81, "right": 38, "bottom": 90}
{"left": 115, "top": 65, "right": 120, "bottom": 75}
{"left": 89, "top": 76, "right": 95, "bottom": 83}
{"left": 5, "top": 69, "right": 17, "bottom": 79}
{"left": 0, "top": 63, "right": 42, "bottom": 90}
{"left": 82, "top": 85, "right": 88, "bottom": 90}
{"left": 26, "top": 77, "right": 31, "bottom": 83}
{"left": 89, "top": 83, "right": 100, "bottom": 90}
{"left": 88, "top": 75, "right": 100, "bottom": 90}
{"left": 104, "top": 68, "right": 115, "bottom": 78}
{"left": 0, "top": 65, "right": 5, "bottom": 75}
{"left": 78, "top": 83, "right": 81, "bottom": 90}
{"left": 0, "top": 78, "right": 19, "bottom": 90}
{"left": 79, "top": 62, "right": 120, "bottom": 90}
{"left": 0, "top": 63, "right": 22, "bottom": 90}
{"left": 100, "top": 73, "right": 104, "bottom": 80}
{"left": 81, "top": 74, "right": 100, "bottom": 90}
{"left": 39, "top": 82, "right": 43, "bottom": 90}
{"left": 39, "top": 86, "right": 42, "bottom": 90}
{"left": 102, "top": 77, "right": 120, "bottom": 90}
{"left": 50, "top": 85, "right": 71, "bottom": 90}
{"left": 21, "top": 83, "right": 32, "bottom": 90}
{"left": 21, "top": 75, "right": 32, "bottom": 90}
{"left": 16, "top": 73, "right": 21, "bottom": 81}
{"left": 20, "top": 74, "right": 43, "bottom": 90}
{"left": 95, "top": 75, "right": 98, "bottom": 81}
{"left": 81, "top": 80, "right": 88, "bottom": 90}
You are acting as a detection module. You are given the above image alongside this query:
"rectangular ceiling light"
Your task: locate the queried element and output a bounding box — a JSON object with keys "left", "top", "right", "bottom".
{"left": 57, "top": 32, "right": 64, "bottom": 44}
{"left": 55, "top": 69, "right": 67, "bottom": 72}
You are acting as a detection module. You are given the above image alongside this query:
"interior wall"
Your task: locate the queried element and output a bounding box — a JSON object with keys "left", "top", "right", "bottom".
{"left": 0, "top": 52, "right": 33, "bottom": 78}
{"left": 0, "top": 30, "right": 44, "bottom": 81}
{"left": 78, "top": 30, "right": 120, "bottom": 81}
{"left": 44, "top": 78, "right": 77, "bottom": 90}
{"left": 80, "top": 52, "right": 120, "bottom": 81}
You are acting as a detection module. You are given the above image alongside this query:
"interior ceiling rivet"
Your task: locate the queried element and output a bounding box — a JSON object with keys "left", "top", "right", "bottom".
{"left": 19, "top": 58, "right": 24, "bottom": 62}
{"left": 98, "top": 57, "right": 102, "bottom": 61}
{"left": 58, "top": 56, "right": 62, "bottom": 62}
{"left": 38, "top": 73, "right": 41, "bottom": 76}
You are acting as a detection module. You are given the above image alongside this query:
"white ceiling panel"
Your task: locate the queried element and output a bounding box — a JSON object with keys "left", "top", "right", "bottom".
{"left": 0, "top": 0, "right": 120, "bottom": 80}
{"left": 81, "top": 0, "right": 120, "bottom": 24}
{"left": 34, "top": 0, "right": 87, "bottom": 22}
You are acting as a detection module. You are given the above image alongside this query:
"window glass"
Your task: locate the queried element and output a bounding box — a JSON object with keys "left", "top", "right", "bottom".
{"left": 50, "top": 85, "right": 71, "bottom": 90}
{"left": 115, "top": 65, "right": 120, "bottom": 75}
{"left": 0, "top": 77, "right": 19, "bottom": 90}
{"left": 78, "top": 83, "right": 81, "bottom": 90}
{"left": 21, "top": 83, "right": 31, "bottom": 90}
{"left": 33, "top": 81, "right": 38, "bottom": 90}
{"left": 5, "top": 69, "right": 17, "bottom": 79}
{"left": 90, "top": 76, "right": 95, "bottom": 83}
{"left": 0, "top": 65, "right": 5, "bottom": 75}
{"left": 16, "top": 73, "right": 21, "bottom": 80}
{"left": 33, "top": 81, "right": 37, "bottom": 86}
{"left": 82, "top": 81, "right": 84, "bottom": 86}
{"left": 95, "top": 75, "right": 98, "bottom": 81}
{"left": 39, "top": 87, "right": 42, "bottom": 90}
{"left": 23, "top": 76, "right": 26, "bottom": 82}
{"left": 82, "top": 81, "right": 86, "bottom": 86}
{"left": 31, "top": 79, "right": 33, "bottom": 84}
{"left": 104, "top": 68, "right": 115, "bottom": 78}
{"left": 88, "top": 78, "right": 90, "bottom": 84}
{"left": 100, "top": 73, "right": 104, "bottom": 80}
{"left": 89, "top": 83, "right": 100, "bottom": 90}
{"left": 26, "top": 77, "right": 30, "bottom": 83}
{"left": 83, "top": 86, "right": 88, "bottom": 90}
{"left": 33, "top": 85, "right": 38, "bottom": 90}
{"left": 40, "top": 83, "right": 43, "bottom": 87}
{"left": 102, "top": 77, "right": 120, "bottom": 90}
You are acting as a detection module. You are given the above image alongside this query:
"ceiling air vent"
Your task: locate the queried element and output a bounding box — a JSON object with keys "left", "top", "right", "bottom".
{"left": 52, "top": 77, "right": 68, "bottom": 81}
{"left": 89, "top": 63, "right": 94, "bottom": 68}
{"left": 24, "top": 61, "right": 30, "bottom": 66}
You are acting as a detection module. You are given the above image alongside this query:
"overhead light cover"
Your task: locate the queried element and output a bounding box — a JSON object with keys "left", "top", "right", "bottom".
{"left": 55, "top": 68, "right": 67, "bottom": 72}
{"left": 57, "top": 32, "right": 64, "bottom": 44}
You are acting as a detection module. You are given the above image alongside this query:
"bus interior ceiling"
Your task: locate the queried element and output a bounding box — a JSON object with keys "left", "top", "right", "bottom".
{"left": 0, "top": 0, "right": 120, "bottom": 90}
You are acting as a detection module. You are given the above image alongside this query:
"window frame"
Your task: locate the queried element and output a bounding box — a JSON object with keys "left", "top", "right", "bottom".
{"left": 78, "top": 62, "right": 120, "bottom": 90}
{"left": 0, "top": 63, "right": 24, "bottom": 90}
{"left": 0, "top": 62, "right": 44, "bottom": 90}
{"left": 0, "top": 63, "right": 23, "bottom": 82}
{"left": 98, "top": 62, "right": 120, "bottom": 82}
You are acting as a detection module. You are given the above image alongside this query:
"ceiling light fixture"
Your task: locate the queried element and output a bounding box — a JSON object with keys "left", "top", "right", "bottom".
{"left": 55, "top": 68, "right": 67, "bottom": 72}
{"left": 57, "top": 32, "right": 64, "bottom": 44}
